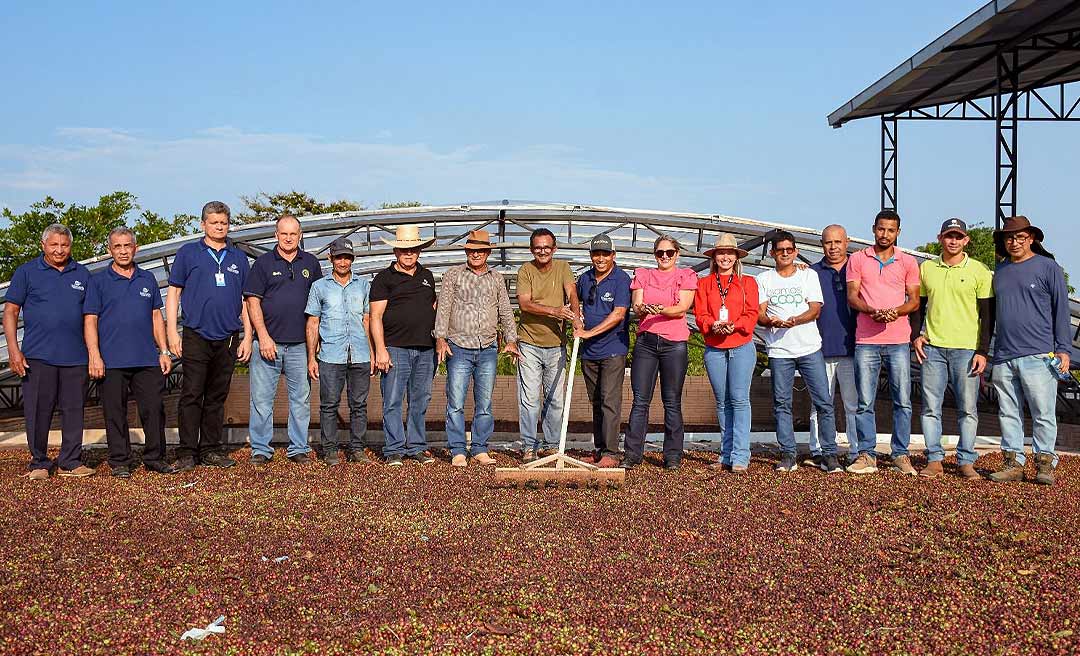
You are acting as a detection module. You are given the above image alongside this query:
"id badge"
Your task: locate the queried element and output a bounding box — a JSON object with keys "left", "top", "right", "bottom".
{"left": 718, "top": 307, "right": 729, "bottom": 323}
{"left": 215, "top": 272, "right": 226, "bottom": 287}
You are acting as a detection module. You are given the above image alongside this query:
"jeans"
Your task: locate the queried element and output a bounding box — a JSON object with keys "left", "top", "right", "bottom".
{"left": 624, "top": 332, "right": 688, "bottom": 463}
{"left": 991, "top": 354, "right": 1059, "bottom": 466}
{"left": 445, "top": 341, "right": 497, "bottom": 457}
{"left": 581, "top": 355, "right": 627, "bottom": 456}
{"left": 381, "top": 346, "right": 435, "bottom": 457}
{"left": 101, "top": 366, "right": 167, "bottom": 468}
{"left": 854, "top": 343, "right": 912, "bottom": 459}
{"left": 22, "top": 360, "right": 88, "bottom": 471}
{"left": 249, "top": 341, "right": 311, "bottom": 458}
{"left": 317, "top": 360, "right": 371, "bottom": 453}
{"left": 770, "top": 350, "right": 837, "bottom": 456}
{"left": 921, "top": 345, "right": 980, "bottom": 465}
{"left": 703, "top": 342, "right": 755, "bottom": 467}
{"left": 517, "top": 342, "right": 567, "bottom": 452}
{"left": 177, "top": 330, "right": 238, "bottom": 460}
{"left": 808, "top": 356, "right": 859, "bottom": 457}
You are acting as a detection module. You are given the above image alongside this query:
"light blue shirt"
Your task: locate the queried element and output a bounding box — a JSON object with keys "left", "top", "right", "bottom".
{"left": 304, "top": 273, "right": 371, "bottom": 365}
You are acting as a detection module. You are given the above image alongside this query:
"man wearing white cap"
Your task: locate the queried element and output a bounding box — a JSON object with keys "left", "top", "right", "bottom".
{"left": 370, "top": 226, "right": 438, "bottom": 466}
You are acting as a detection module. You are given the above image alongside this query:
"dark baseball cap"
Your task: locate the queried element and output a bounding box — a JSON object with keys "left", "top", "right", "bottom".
{"left": 329, "top": 237, "right": 355, "bottom": 257}
{"left": 589, "top": 234, "right": 614, "bottom": 252}
{"left": 939, "top": 218, "right": 968, "bottom": 236}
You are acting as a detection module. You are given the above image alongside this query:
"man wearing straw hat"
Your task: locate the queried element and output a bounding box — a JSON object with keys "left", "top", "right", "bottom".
{"left": 987, "top": 216, "right": 1069, "bottom": 486}
{"left": 434, "top": 230, "right": 520, "bottom": 467}
{"left": 370, "top": 225, "right": 438, "bottom": 466}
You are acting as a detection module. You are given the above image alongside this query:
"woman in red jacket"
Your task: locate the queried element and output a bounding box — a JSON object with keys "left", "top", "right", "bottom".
{"left": 694, "top": 234, "right": 758, "bottom": 473}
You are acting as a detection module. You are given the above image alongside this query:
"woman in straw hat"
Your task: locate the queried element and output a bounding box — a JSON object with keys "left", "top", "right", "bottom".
{"left": 694, "top": 234, "right": 758, "bottom": 474}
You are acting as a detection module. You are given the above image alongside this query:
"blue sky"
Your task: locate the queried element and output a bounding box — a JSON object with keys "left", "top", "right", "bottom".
{"left": 2, "top": 1, "right": 1077, "bottom": 274}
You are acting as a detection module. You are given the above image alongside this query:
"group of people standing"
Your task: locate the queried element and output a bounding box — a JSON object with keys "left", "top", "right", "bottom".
{"left": 3, "top": 203, "right": 1070, "bottom": 486}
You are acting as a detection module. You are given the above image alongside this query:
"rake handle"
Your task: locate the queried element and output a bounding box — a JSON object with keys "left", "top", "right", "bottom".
{"left": 556, "top": 336, "right": 580, "bottom": 457}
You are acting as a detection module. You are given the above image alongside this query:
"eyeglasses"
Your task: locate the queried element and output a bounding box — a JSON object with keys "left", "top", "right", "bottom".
{"left": 1004, "top": 234, "right": 1031, "bottom": 244}
{"left": 772, "top": 247, "right": 796, "bottom": 255}
{"left": 654, "top": 249, "right": 678, "bottom": 258}
{"left": 531, "top": 245, "right": 554, "bottom": 253}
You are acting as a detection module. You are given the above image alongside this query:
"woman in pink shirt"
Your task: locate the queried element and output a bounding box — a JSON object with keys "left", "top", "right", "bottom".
{"left": 622, "top": 236, "right": 698, "bottom": 471}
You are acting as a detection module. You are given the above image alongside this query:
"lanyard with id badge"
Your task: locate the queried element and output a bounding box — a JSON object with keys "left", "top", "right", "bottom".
{"left": 207, "top": 247, "right": 227, "bottom": 287}
{"left": 716, "top": 274, "right": 735, "bottom": 323}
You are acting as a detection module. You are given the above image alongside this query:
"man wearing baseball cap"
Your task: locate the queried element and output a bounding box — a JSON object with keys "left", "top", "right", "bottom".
{"left": 911, "top": 219, "right": 993, "bottom": 480}
{"left": 987, "top": 216, "right": 1069, "bottom": 486}
{"left": 573, "top": 234, "right": 632, "bottom": 467}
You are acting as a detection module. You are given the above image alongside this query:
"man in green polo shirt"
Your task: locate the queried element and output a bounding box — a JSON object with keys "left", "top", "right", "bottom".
{"left": 912, "top": 218, "right": 993, "bottom": 480}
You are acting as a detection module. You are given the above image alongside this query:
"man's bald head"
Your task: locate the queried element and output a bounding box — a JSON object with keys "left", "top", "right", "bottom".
{"left": 821, "top": 224, "right": 848, "bottom": 241}
{"left": 821, "top": 224, "right": 849, "bottom": 266}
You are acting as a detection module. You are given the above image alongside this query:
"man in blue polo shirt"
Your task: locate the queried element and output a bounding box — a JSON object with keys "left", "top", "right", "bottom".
{"left": 244, "top": 214, "right": 322, "bottom": 467}
{"left": 84, "top": 227, "right": 177, "bottom": 478}
{"left": 166, "top": 201, "right": 252, "bottom": 472}
{"left": 573, "top": 234, "right": 631, "bottom": 468}
{"left": 806, "top": 224, "right": 859, "bottom": 468}
{"left": 3, "top": 224, "right": 95, "bottom": 480}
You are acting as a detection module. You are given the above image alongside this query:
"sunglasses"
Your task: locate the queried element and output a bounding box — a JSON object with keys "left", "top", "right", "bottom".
{"left": 772, "top": 247, "right": 796, "bottom": 255}
{"left": 399, "top": 247, "right": 421, "bottom": 254}
{"left": 467, "top": 249, "right": 491, "bottom": 256}
{"left": 532, "top": 245, "right": 554, "bottom": 253}
{"left": 654, "top": 249, "right": 678, "bottom": 258}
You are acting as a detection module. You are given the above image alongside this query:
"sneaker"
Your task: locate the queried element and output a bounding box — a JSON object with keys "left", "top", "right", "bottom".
{"left": 288, "top": 453, "right": 311, "bottom": 465}
{"left": 775, "top": 453, "right": 797, "bottom": 472}
{"left": 730, "top": 464, "right": 748, "bottom": 475}
{"left": 846, "top": 453, "right": 879, "bottom": 475}
{"left": 251, "top": 454, "right": 271, "bottom": 468}
{"left": 59, "top": 465, "right": 96, "bottom": 478}
{"left": 957, "top": 463, "right": 981, "bottom": 480}
{"left": 990, "top": 451, "right": 1025, "bottom": 483}
{"left": 406, "top": 451, "right": 435, "bottom": 465}
{"left": 200, "top": 452, "right": 237, "bottom": 468}
{"left": 22, "top": 468, "right": 49, "bottom": 481}
{"left": 472, "top": 452, "right": 497, "bottom": 466}
{"left": 892, "top": 455, "right": 917, "bottom": 476}
{"left": 144, "top": 461, "right": 178, "bottom": 475}
{"left": 821, "top": 455, "right": 843, "bottom": 474}
{"left": 322, "top": 451, "right": 340, "bottom": 466}
{"left": 345, "top": 450, "right": 371, "bottom": 463}
{"left": 451, "top": 454, "right": 468, "bottom": 467}
{"left": 521, "top": 450, "right": 538, "bottom": 464}
{"left": 707, "top": 461, "right": 728, "bottom": 472}
{"left": 596, "top": 455, "right": 621, "bottom": 468}
{"left": 172, "top": 456, "right": 197, "bottom": 473}
{"left": 1033, "top": 453, "right": 1056, "bottom": 486}
{"left": 802, "top": 455, "right": 823, "bottom": 469}
{"left": 111, "top": 465, "right": 132, "bottom": 479}
{"left": 919, "top": 460, "right": 944, "bottom": 478}
{"left": 386, "top": 455, "right": 404, "bottom": 467}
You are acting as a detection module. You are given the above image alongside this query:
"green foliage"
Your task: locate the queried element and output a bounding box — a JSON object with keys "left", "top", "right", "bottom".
{"left": 234, "top": 190, "right": 364, "bottom": 224}
{"left": 0, "top": 192, "right": 195, "bottom": 282}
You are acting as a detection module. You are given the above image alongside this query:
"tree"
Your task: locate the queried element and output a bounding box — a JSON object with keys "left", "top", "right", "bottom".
{"left": 233, "top": 191, "right": 364, "bottom": 224}
{"left": 0, "top": 192, "right": 196, "bottom": 282}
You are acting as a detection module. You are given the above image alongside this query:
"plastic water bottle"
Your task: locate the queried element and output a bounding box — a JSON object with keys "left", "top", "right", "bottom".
{"left": 1047, "top": 353, "right": 1074, "bottom": 381}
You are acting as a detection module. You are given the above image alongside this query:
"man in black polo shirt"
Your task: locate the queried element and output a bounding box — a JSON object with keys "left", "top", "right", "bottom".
{"left": 370, "top": 226, "right": 437, "bottom": 466}
{"left": 84, "top": 227, "right": 177, "bottom": 477}
{"left": 243, "top": 214, "right": 323, "bottom": 467}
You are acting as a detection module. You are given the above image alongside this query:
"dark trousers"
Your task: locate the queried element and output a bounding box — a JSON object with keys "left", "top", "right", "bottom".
{"left": 22, "top": 360, "right": 88, "bottom": 471}
{"left": 177, "top": 330, "right": 238, "bottom": 460}
{"left": 581, "top": 355, "right": 626, "bottom": 456}
{"left": 623, "top": 333, "right": 688, "bottom": 463}
{"left": 318, "top": 360, "right": 371, "bottom": 453}
{"left": 101, "top": 366, "right": 167, "bottom": 467}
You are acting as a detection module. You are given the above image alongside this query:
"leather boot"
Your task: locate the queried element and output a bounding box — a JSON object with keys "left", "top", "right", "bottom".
{"left": 957, "top": 463, "right": 981, "bottom": 480}
{"left": 989, "top": 451, "right": 1025, "bottom": 483}
{"left": 919, "top": 460, "right": 944, "bottom": 478}
{"left": 1033, "top": 453, "right": 1056, "bottom": 486}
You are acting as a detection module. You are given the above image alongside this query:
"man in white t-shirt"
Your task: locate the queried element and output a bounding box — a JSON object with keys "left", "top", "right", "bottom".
{"left": 757, "top": 231, "right": 842, "bottom": 473}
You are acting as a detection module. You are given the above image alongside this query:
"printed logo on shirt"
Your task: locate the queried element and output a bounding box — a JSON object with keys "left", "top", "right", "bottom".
{"left": 272, "top": 271, "right": 283, "bottom": 276}
{"left": 140, "top": 287, "right": 152, "bottom": 298}
{"left": 769, "top": 286, "right": 804, "bottom": 306}
{"left": 422, "top": 279, "right": 432, "bottom": 287}
{"left": 302, "top": 269, "right": 310, "bottom": 278}
{"left": 71, "top": 280, "right": 85, "bottom": 291}
{"left": 601, "top": 291, "right": 614, "bottom": 302}
{"left": 227, "top": 263, "right": 240, "bottom": 274}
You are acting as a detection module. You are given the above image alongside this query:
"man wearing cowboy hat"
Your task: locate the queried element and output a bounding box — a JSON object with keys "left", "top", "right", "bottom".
{"left": 574, "top": 233, "right": 632, "bottom": 468}
{"left": 910, "top": 218, "right": 993, "bottom": 480}
{"left": 370, "top": 225, "right": 438, "bottom": 467}
{"left": 434, "top": 230, "right": 520, "bottom": 467}
{"left": 988, "top": 216, "right": 1070, "bottom": 486}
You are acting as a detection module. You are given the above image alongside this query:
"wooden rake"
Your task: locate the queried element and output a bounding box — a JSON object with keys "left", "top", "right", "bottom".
{"left": 495, "top": 336, "right": 625, "bottom": 488}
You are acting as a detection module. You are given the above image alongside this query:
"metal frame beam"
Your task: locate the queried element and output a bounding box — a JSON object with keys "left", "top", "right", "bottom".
{"left": 996, "top": 49, "right": 1021, "bottom": 227}
{"left": 880, "top": 117, "right": 898, "bottom": 211}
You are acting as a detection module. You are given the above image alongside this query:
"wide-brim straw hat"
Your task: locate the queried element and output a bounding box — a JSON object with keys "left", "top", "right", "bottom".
{"left": 463, "top": 229, "right": 497, "bottom": 250}
{"left": 703, "top": 233, "right": 749, "bottom": 258}
{"left": 381, "top": 225, "right": 436, "bottom": 249}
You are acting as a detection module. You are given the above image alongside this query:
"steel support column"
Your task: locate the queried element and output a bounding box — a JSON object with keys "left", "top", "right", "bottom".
{"left": 995, "top": 50, "right": 1020, "bottom": 227}
{"left": 880, "top": 116, "right": 898, "bottom": 211}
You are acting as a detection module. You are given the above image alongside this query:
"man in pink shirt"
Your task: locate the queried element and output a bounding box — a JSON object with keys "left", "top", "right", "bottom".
{"left": 845, "top": 210, "right": 921, "bottom": 475}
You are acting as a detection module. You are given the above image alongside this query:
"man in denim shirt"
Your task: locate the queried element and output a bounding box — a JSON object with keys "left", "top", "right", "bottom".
{"left": 305, "top": 238, "right": 373, "bottom": 465}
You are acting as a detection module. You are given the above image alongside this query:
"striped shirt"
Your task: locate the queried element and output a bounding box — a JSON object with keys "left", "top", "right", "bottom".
{"left": 434, "top": 264, "right": 518, "bottom": 349}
